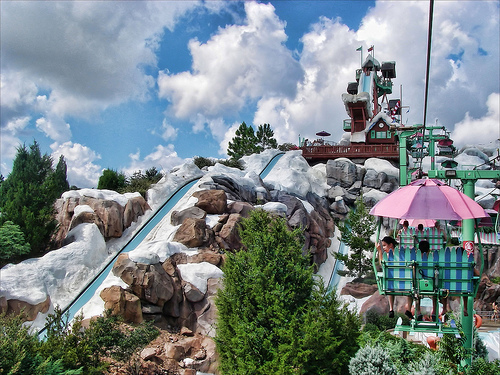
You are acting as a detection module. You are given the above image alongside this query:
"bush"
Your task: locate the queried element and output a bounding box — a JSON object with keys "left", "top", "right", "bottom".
{"left": 349, "top": 345, "right": 397, "bottom": 375}
{"left": 1, "top": 307, "right": 159, "bottom": 375}
{"left": 467, "top": 358, "right": 500, "bottom": 375}
{"left": 0, "top": 220, "right": 31, "bottom": 264}
{"left": 193, "top": 156, "right": 216, "bottom": 169}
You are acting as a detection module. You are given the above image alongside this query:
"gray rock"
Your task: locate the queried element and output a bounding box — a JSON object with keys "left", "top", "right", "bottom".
{"left": 327, "top": 185, "right": 346, "bottom": 200}
{"left": 183, "top": 282, "right": 205, "bottom": 303}
{"left": 330, "top": 198, "right": 348, "bottom": 214}
{"left": 347, "top": 180, "right": 363, "bottom": 195}
{"left": 171, "top": 206, "right": 207, "bottom": 226}
{"left": 326, "top": 158, "right": 358, "bottom": 188}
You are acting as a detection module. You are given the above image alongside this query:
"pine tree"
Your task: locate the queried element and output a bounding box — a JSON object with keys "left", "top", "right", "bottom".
{"left": 0, "top": 141, "right": 66, "bottom": 255}
{"left": 227, "top": 122, "right": 260, "bottom": 160}
{"left": 215, "top": 209, "right": 360, "bottom": 374}
{"left": 335, "top": 194, "right": 376, "bottom": 280}
{"left": 256, "top": 123, "right": 278, "bottom": 151}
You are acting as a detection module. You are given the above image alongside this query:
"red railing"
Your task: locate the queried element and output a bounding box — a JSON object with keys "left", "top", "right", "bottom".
{"left": 300, "top": 144, "right": 399, "bottom": 160}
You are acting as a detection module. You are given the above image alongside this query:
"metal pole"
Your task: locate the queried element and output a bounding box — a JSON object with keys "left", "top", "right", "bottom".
{"left": 462, "top": 179, "right": 476, "bottom": 368}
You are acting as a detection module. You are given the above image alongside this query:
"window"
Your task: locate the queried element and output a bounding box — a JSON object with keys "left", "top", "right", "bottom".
{"left": 376, "top": 131, "right": 386, "bottom": 139}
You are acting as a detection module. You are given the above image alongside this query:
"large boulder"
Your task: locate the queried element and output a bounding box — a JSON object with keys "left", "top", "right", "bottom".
{"left": 217, "top": 213, "right": 243, "bottom": 251}
{"left": 79, "top": 196, "right": 125, "bottom": 238}
{"left": 173, "top": 218, "right": 209, "bottom": 248}
{"left": 124, "top": 196, "right": 151, "bottom": 228}
{"left": 112, "top": 254, "right": 175, "bottom": 307}
{"left": 341, "top": 282, "right": 378, "bottom": 299}
{"left": 100, "top": 285, "right": 143, "bottom": 323}
{"left": 171, "top": 207, "right": 207, "bottom": 226}
{"left": 326, "top": 158, "right": 358, "bottom": 188}
{"left": 2, "top": 296, "right": 51, "bottom": 322}
{"left": 193, "top": 190, "right": 227, "bottom": 214}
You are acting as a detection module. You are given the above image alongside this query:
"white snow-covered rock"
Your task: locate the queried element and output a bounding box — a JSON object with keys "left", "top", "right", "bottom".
{"left": 177, "top": 262, "right": 223, "bottom": 294}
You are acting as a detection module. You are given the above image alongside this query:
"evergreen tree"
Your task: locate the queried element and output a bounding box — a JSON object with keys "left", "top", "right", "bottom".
{"left": 45, "top": 155, "right": 70, "bottom": 200}
{"left": 256, "top": 123, "right": 278, "bottom": 151}
{"left": 0, "top": 221, "right": 31, "bottom": 264}
{"left": 335, "top": 194, "right": 376, "bottom": 279}
{"left": 0, "top": 141, "right": 66, "bottom": 255}
{"left": 215, "top": 209, "right": 360, "bottom": 374}
{"left": 97, "top": 169, "right": 126, "bottom": 191}
{"left": 227, "top": 122, "right": 260, "bottom": 160}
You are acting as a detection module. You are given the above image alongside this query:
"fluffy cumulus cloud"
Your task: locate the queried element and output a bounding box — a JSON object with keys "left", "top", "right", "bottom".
{"left": 159, "top": 119, "right": 178, "bottom": 141}
{"left": 451, "top": 93, "right": 500, "bottom": 148}
{"left": 158, "top": 1, "right": 303, "bottom": 123}
{"left": 1, "top": 0, "right": 199, "bottom": 176}
{"left": 50, "top": 142, "right": 103, "bottom": 188}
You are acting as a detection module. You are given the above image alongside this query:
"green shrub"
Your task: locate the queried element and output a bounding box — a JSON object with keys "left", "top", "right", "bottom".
{"left": 349, "top": 345, "right": 397, "bottom": 375}
{"left": 0, "top": 220, "right": 31, "bottom": 264}
{"left": 193, "top": 156, "right": 216, "bottom": 169}
{"left": 467, "top": 358, "right": 500, "bottom": 375}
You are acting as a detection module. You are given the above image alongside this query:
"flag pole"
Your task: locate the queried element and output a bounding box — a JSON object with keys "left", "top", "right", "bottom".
{"left": 357, "top": 46, "right": 363, "bottom": 67}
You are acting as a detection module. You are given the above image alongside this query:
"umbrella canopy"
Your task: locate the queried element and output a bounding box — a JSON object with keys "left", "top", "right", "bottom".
{"left": 315, "top": 131, "right": 331, "bottom": 137}
{"left": 399, "top": 218, "right": 436, "bottom": 227}
{"left": 370, "top": 178, "right": 489, "bottom": 220}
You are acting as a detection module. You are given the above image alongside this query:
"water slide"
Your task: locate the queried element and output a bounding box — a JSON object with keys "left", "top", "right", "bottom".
{"left": 38, "top": 152, "right": 284, "bottom": 337}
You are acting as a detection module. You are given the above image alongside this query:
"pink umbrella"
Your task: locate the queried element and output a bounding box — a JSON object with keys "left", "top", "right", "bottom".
{"left": 370, "top": 178, "right": 489, "bottom": 220}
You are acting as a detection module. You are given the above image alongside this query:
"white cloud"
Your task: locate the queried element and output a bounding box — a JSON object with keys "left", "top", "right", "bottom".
{"left": 451, "top": 93, "right": 500, "bottom": 148}
{"left": 160, "top": 119, "right": 178, "bottom": 141}
{"left": 219, "top": 121, "right": 242, "bottom": 157}
{"left": 50, "top": 142, "right": 102, "bottom": 188}
{"left": 1, "top": 1, "right": 198, "bottom": 119}
{"left": 0, "top": 116, "right": 31, "bottom": 176}
{"left": 122, "top": 144, "right": 185, "bottom": 177}
{"left": 35, "top": 117, "right": 71, "bottom": 142}
{"left": 158, "top": 1, "right": 303, "bottom": 120}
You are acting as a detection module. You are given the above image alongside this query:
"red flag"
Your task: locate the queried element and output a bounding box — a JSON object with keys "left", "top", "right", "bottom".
{"left": 367, "top": 45, "right": 374, "bottom": 52}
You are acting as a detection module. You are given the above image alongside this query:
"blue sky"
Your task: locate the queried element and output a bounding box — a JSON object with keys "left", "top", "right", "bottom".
{"left": 1, "top": 0, "right": 499, "bottom": 188}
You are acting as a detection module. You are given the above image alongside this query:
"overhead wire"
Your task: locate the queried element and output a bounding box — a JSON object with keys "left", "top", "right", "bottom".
{"left": 416, "top": 0, "right": 435, "bottom": 173}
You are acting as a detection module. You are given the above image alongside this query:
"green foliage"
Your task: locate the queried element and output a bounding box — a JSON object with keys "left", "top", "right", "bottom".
{"left": 0, "top": 141, "right": 69, "bottom": 256}
{"left": 39, "top": 307, "right": 159, "bottom": 374}
{"left": 97, "top": 168, "right": 126, "bottom": 191}
{"left": 215, "top": 209, "right": 360, "bottom": 374}
{"left": 335, "top": 194, "right": 376, "bottom": 278}
{"left": 490, "top": 276, "right": 500, "bottom": 284}
{"left": 193, "top": 156, "right": 216, "bottom": 169}
{"left": 0, "top": 220, "right": 31, "bottom": 264}
{"left": 227, "top": 121, "right": 261, "bottom": 160}
{"left": 218, "top": 158, "right": 243, "bottom": 169}
{"left": 0, "top": 307, "right": 159, "bottom": 375}
{"left": 256, "top": 123, "right": 278, "bottom": 151}
{"left": 120, "top": 167, "right": 163, "bottom": 197}
{"left": 467, "top": 358, "right": 500, "bottom": 375}
{"left": 193, "top": 156, "right": 243, "bottom": 170}
{"left": 0, "top": 312, "right": 83, "bottom": 374}
{"left": 278, "top": 142, "right": 297, "bottom": 151}
{"left": 349, "top": 345, "right": 397, "bottom": 375}
{"left": 363, "top": 309, "right": 409, "bottom": 332}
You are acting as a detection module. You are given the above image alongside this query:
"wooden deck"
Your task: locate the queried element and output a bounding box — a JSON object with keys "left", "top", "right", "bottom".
{"left": 300, "top": 143, "right": 399, "bottom": 162}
